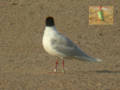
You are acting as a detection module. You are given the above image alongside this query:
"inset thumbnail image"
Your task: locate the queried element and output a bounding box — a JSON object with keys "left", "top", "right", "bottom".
{"left": 89, "top": 6, "right": 113, "bottom": 25}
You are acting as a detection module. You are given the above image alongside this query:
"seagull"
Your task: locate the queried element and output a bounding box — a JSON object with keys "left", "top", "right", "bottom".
{"left": 42, "top": 16, "right": 102, "bottom": 73}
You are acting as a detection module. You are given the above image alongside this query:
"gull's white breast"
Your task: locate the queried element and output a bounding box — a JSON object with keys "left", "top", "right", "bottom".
{"left": 42, "top": 27, "right": 63, "bottom": 56}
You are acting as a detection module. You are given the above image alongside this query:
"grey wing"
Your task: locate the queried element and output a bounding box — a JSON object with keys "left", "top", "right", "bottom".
{"left": 51, "top": 33, "right": 88, "bottom": 57}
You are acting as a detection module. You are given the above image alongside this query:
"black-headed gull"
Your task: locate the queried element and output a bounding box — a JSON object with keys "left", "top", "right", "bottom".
{"left": 42, "top": 16, "right": 102, "bottom": 73}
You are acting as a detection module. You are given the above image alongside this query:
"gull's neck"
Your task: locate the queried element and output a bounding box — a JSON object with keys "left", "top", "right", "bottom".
{"left": 45, "top": 26, "right": 57, "bottom": 32}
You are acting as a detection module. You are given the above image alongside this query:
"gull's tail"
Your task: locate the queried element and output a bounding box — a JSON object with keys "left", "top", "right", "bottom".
{"left": 76, "top": 55, "right": 102, "bottom": 62}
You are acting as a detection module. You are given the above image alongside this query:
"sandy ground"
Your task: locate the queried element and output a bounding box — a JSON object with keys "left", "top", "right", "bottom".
{"left": 0, "top": 0, "right": 120, "bottom": 90}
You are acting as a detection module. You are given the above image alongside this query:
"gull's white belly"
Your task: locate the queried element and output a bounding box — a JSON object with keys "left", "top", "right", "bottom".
{"left": 43, "top": 42, "right": 57, "bottom": 56}
{"left": 42, "top": 37, "right": 64, "bottom": 57}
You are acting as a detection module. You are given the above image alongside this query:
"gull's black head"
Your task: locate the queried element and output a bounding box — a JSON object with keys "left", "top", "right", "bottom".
{"left": 46, "top": 16, "right": 55, "bottom": 26}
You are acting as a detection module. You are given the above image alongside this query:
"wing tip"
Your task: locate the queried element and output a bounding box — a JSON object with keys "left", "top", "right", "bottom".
{"left": 96, "top": 58, "right": 102, "bottom": 62}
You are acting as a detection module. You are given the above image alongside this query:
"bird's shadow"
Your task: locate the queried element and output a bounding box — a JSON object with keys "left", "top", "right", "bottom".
{"left": 95, "top": 70, "right": 120, "bottom": 74}
{"left": 72, "top": 70, "right": 120, "bottom": 74}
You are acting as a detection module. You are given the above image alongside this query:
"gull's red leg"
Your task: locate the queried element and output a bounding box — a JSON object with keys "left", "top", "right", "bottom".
{"left": 54, "top": 60, "right": 58, "bottom": 72}
{"left": 62, "top": 60, "right": 65, "bottom": 73}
